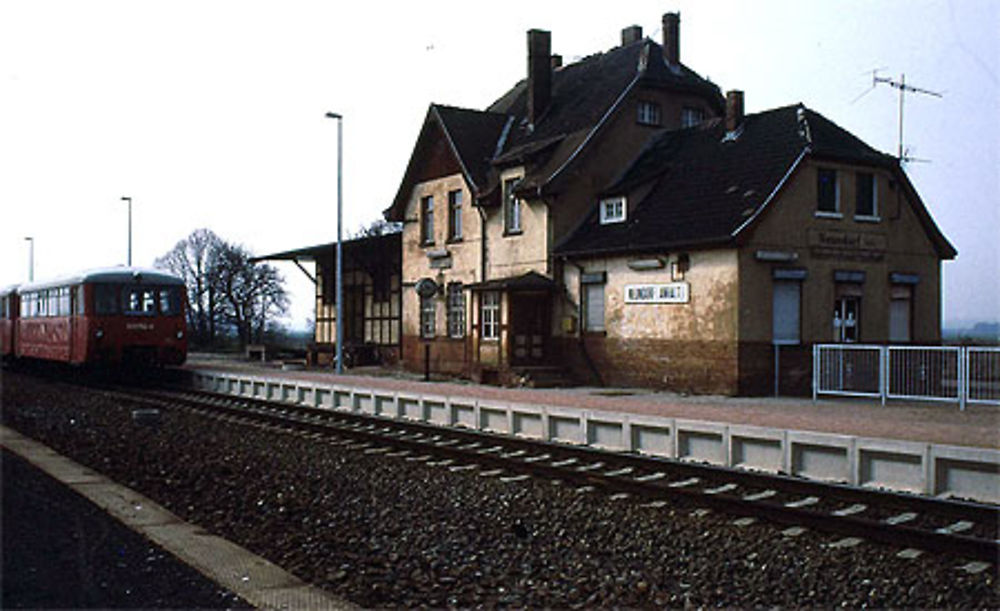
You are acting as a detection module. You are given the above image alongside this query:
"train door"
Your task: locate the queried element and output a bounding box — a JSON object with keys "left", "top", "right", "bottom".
{"left": 70, "top": 284, "right": 85, "bottom": 362}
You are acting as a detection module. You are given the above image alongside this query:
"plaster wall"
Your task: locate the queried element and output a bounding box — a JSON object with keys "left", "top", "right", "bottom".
{"left": 399, "top": 173, "right": 481, "bottom": 373}
{"left": 739, "top": 160, "right": 944, "bottom": 346}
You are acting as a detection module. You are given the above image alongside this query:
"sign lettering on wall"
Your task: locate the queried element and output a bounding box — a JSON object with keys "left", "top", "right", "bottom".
{"left": 624, "top": 282, "right": 690, "bottom": 304}
{"left": 808, "top": 229, "right": 886, "bottom": 261}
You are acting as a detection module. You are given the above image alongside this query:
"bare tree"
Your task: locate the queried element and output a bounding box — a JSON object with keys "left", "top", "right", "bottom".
{"left": 155, "top": 228, "right": 225, "bottom": 346}
{"left": 351, "top": 218, "right": 402, "bottom": 238}
{"left": 213, "top": 241, "right": 289, "bottom": 347}
{"left": 156, "top": 229, "right": 288, "bottom": 349}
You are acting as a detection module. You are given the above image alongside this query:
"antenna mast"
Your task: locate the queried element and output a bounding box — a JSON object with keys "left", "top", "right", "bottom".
{"left": 873, "top": 72, "right": 942, "bottom": 162}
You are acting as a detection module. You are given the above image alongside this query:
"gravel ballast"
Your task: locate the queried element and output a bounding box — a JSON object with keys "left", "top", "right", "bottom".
{"left": 2, "top": 371, "right": 997, "bottom": 608}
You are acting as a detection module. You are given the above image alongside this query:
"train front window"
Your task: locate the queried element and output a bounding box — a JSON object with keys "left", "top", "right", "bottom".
{"left": 159, "top": 288, "right": 181, "bottom": 316}
{"left": 95, "top": 285, "right": 119, "bottom": 315}
{"left": 124, "top": 288, "right": 157, "bottom": 315}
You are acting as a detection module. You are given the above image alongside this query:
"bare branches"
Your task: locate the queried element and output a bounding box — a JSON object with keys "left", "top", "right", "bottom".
{"left": 155, "top": 230, "right": 288, "bottom": 348}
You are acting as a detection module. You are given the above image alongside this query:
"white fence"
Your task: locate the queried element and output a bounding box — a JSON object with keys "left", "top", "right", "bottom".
{"left": 813, "top": 344, "right": 1000, "bottom": 410}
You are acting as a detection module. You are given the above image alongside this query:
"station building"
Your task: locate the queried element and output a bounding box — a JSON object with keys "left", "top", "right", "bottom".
{"left": 263, "top": 12, "right": 955, "bottom": 395}
{"left": 380, "top": 13, "right": 955, "bottom": 394}
{"left": 553, "top": 98, "right": 956, "bottom": 395}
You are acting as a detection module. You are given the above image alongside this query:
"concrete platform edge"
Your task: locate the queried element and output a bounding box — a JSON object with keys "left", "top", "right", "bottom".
{"left": 189, "top": 367, "right": 1000, "bottom": 504}
{"left": 0, "top": 425, "right": 356, "bottom": 611}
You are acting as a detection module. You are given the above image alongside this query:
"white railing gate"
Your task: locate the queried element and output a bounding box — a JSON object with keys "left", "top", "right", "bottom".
{"left": 814, "top": 344, "right": 1000, "bottom": 410}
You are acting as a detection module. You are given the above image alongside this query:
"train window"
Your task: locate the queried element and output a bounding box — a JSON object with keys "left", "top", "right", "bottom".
{"left": 95, "top": 285, "right": 119, "bottom": 315}
{"left": 159, "top": 288, "right": 181, "bottom": 316}
{"left": 74, "top": 285, "right": 85, "bottom": 315}
{"left": 58, "top": 287, "right": 70, "bottom": 316}
{"left": 124, "top": 288, "right": 157, "bottom": 315}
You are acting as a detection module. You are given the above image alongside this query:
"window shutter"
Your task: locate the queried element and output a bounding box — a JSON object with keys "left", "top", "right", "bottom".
{"left": 585, "top": 284, "right": 605, "bottom": 331}
{"left": 772, "top": 280, "right": 800, "bottom": 344}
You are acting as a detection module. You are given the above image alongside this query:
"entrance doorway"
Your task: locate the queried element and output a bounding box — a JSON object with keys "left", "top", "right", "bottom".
{"left": 509, "top": 293, "right": 549, "bottom": 365}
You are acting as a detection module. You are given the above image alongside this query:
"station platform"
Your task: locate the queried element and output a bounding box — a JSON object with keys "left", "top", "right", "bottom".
{"left": 0, "top": 428, "right": 353, "bottom": 610}
{"left": 184, "top": 356, "right": 999, "bottom": 451}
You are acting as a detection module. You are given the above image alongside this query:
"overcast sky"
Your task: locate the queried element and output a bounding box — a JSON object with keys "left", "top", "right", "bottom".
{"left": 2, "top": 0, "right": 997, "bottom": 329}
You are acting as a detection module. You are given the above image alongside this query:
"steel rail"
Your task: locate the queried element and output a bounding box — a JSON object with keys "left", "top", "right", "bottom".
{"left": 109, "top": 385, "right": 1000, "bottom": 565}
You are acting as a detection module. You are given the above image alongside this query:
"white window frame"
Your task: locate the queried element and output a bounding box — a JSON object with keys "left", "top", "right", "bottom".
{"left": 447, "top": 283, "right": 465, "bottom": 338}
{"left": 599, "top": 196, "right": 626, "bottom": 224}
{"left": 420, "top": 294, "right": 436, "bottom": 339}
{"left": 680, "top": 106, "right": 704, "bottom": 128}
{"left": 481, "top": 291, "right": 500, "bottom": 340}
{"left": 833, "top": 296, "right": 860, "bottom": 343}
{"left": 583, "top": 283, "right": 605, "bottom": 332}
{"left": 637, "top": 101, "right": 661, "bottom": 126}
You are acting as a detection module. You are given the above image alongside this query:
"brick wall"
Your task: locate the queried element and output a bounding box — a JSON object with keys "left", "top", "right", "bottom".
{"left": 737, "top": 342, "right": 812, "bottom": 396}
{"left": 556, "top": 336, "right": 740, "bottom": 395}
{"left": 401, "top": 334, "right": 469, "bottom": 376}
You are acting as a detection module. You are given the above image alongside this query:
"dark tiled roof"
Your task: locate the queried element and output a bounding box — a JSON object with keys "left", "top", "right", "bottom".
{"left": 433, "top": 105, "right": 511, "bottom": 193}
{"left": 555, "top": 105, "right": 955, "bottom": 258}
{"left": 386, "top": 105, "right": 509, "bottom": 220}
{"left": 489, "top": 39, "right": 722, "bottom": 155}
{"left": 387, "top": 38, "right": 722, "bottom": 220}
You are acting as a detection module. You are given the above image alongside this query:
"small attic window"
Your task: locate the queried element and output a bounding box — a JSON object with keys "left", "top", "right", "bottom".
{"left": 637, "top": 101, "right": 661, "bottom": 126}
{"left": 600, "top": 196, "right": 626, "bottom": 224}
{"left": 681, "top": 107, "right": 705, "bottom": 128}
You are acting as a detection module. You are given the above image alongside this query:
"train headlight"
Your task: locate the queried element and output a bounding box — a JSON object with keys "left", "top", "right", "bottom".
{"left": 95, "top": 329, "right": 104, "bottom": 339}
{"left": 176, "top": 330, "right": 184, "bottom": 339}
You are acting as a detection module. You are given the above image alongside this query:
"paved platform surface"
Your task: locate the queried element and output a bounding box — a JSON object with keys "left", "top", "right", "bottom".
{"left": 1, "top": 428, "right": 354, "bottom": 610}
{"left": 185, "top": 356, "right": 1000, "bottom": 450}
{"left": 1, "top": 448, "right": 247, "bottom": 609}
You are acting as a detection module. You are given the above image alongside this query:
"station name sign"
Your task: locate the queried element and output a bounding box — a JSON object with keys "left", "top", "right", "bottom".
{"left": 624, "top": 282, "right": 690, "bottom": 304}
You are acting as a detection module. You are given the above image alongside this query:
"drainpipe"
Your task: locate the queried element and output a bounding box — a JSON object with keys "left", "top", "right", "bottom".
{"left": 564, "top": 256, "right": 604, "bottom": 387}
{"left": 477, "top": 205, "right": 488, "bottom": 283}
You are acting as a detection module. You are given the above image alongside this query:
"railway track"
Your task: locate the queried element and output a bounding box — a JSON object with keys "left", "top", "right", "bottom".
{"left": 111, "top": 384, "right": 999, "bottom": 569}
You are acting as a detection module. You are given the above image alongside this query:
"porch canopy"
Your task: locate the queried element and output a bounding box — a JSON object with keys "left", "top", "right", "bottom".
{"left": 467, "top": 270, "right": 559, "bottom": 292}
{"left": 250, "top": 232, "right": 402, "bottom": 285}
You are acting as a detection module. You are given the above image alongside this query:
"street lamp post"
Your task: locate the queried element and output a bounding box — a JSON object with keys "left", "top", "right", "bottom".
{"left": 325, "top": 111, "right": 344, "bottom": 374}
{"left": 24, "top": 237, "right": 34, "bottom": 282}
{"left": 121, "top": 196, "right": 132, "bottom": 266}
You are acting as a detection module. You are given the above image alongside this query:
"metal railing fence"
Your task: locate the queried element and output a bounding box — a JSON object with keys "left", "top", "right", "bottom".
{"left": 813, "top": 344, "right": 1000, "bottom": 410}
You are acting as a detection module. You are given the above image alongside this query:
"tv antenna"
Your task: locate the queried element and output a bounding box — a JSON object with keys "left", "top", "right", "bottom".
{"left": 871, "top": 71, "right": 942, "bottom": 163}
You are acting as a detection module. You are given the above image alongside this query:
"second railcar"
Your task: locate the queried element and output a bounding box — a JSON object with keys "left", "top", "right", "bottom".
{"left": 15, "top": 268, "right": 188, "bottom": 366}
{"left": 0, "top": 285, "right": 18, "bottom": 360}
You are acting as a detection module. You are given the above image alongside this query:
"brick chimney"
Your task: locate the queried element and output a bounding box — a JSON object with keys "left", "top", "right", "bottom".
{"left": 621, "top": 25, "right": 643, "bottom": 46}
{"left": 527, "top": 29, "right": 552, "bottom": 126}
{"left": 662, "top": 12, "right": 680, "bottom": 68}
{"left": 726, "top": 90, "right": 744, "bottom": 132}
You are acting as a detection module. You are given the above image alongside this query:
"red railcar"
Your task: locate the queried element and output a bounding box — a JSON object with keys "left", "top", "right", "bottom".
{"left": 13, "top": 268, "right": 187, "bottom": 366}
{"left": 1, "top": 284, "right": 18, "bottom": 360}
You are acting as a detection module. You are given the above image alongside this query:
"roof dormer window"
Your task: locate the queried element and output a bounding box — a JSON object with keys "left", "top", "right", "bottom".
{"left": 599, "top": 196, "right": 626, "bottom": 224}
